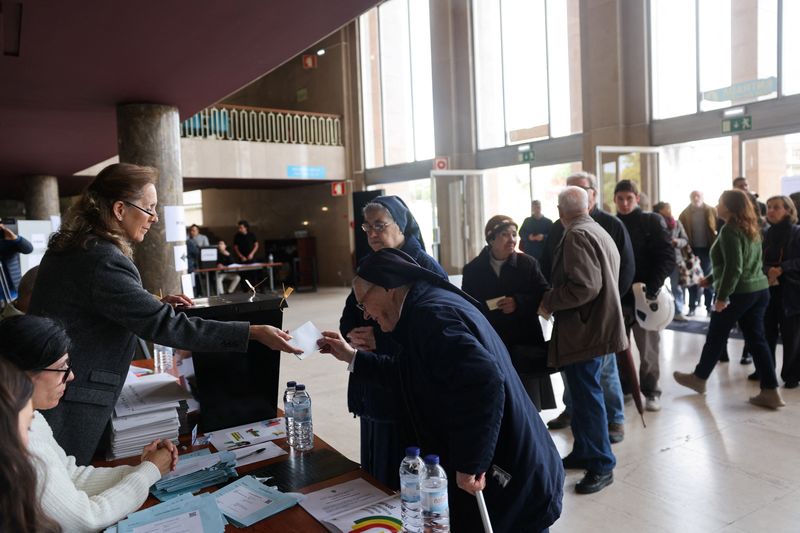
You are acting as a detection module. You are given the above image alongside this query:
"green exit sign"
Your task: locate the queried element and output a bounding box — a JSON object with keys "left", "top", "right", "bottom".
{"left": 722, "top": 116, "right": 752, "bottom": 133}
{"left": 518, "top": 150, "right": 535, "bottom": 163}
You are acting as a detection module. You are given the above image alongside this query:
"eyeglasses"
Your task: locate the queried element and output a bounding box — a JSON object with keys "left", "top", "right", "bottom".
{"left": 39, "top": 360, "right": 72, "bottom": 384}
{"left": 355, "top": 285, "right": 376, "bottom": 312}
{"left": 123, "top": 200, "right": 157, "bottom": 217}
{"left": 361, "top": 221, "right": 394, "bottom": 234}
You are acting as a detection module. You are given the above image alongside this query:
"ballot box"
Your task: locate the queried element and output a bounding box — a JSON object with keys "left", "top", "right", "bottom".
{"left": 183, "top": 292, "right": 283, "bottom": 432}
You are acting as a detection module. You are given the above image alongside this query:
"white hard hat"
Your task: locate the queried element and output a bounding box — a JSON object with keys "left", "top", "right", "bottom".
{"left": 632, "top": 282, "right": 675, "bottom": 331}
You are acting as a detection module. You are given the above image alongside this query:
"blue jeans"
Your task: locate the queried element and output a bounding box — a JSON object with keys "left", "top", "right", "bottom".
{"left": 563, "top": 353, "right": 625, "bottom": 425}
{"left": 694, "top": 289, "right": 778, "bottom": 389}
{"left": 669, "top": 267, "right": 685, "bottom": 314}
{"left": 688, "top": 247, "right": 713, "bottom": 312}
{"left": 563, "top": 357, "right": 616, "bottom": 474}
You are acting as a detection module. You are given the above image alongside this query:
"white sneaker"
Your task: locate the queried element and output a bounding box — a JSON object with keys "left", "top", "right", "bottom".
{"left": 645, "top": 396, "right": 661, "bottom": 412}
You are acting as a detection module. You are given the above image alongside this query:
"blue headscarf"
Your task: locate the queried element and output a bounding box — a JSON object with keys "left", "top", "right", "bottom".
{"left": 371, "top": 195, "right": 427, "bottom": 250}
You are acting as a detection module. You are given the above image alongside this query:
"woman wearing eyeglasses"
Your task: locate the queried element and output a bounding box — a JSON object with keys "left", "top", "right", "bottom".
{"left": 339, "top": 195, "right": 447, "bottom": 489}
{"left": 0, "top": 315, "right": 179, "bottom": 533}
{"left": 29, "top": 163, "right": 300, "bottom": 465}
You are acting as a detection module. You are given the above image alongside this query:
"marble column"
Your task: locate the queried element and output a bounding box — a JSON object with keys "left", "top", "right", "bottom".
{"left": 23, "top": 175, "right": 60, "bottom": 220}
{"left": 116, "top": 103, "right": 183, "bottom": 295}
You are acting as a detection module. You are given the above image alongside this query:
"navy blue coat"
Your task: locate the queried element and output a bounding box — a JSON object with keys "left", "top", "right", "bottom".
{"left": 340, "top": 236, "right": 447, "bottom": 419}
{"left": 353, "top": 281, "right": 563, "bottom": 533}
{"left": 765, "top": 223, "right": 800, "bottom": 317}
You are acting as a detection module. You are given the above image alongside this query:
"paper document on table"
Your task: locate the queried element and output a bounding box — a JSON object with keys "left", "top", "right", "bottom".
{"left": 207, "top": 417, "right": 286, "bottom": 451}
{"left": 300, "top": 478, "right": 391, "bottom": 524}
{"left": 115, "top": 492, "right": 225, "bottom": 533}
{"left": 286, "top": 320, "right": 322, "bottom": 360}
{"left": 114, "top": 373, "right": 191, "bottom": 417}
{"left": 214, "top": 475, "right": 300, "bottom": 527}
{"left": 324, "top": 495, "right": 402, "bottom": 533}
{"left": 232, "top": 441, "right": 287, "bottom": 467}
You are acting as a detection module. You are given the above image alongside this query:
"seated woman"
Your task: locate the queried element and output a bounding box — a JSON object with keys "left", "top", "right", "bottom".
{"left": 0, "top": 315, "right": 178, "bottom": 533}
{"left": 0, "top": 358, "right": 61, "bottom": 532}
{"left": 462, "top": 215, "right": 555, "bottom": 410}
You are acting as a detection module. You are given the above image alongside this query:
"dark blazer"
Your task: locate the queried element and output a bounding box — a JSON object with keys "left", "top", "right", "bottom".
{"left": 541, "top": 206, "right": 635, "bottom": 298}
{"left": 765, "top": 223, "right": 800, "bottom": 317}
{"left": 339, "top": 236, "right": 447, "bottom": 420}
{"left": 353, "top": 282, "right": 563, "bottom": 533}
{"left": 461, "top": 248, "right": 548, "bottom": 347}
{"left": 29, "top": 240, "right": 250, "bottom": 464}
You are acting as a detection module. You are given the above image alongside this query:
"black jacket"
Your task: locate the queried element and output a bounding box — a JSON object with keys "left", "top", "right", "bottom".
{"left": 540, "top": 206, "right": 635, "bottom": 297}
{"left": 461, "top": 248, "right": 548, "bottom": 347}
{"left": 617, "top": 207, "right": 675, "bottom": 297}
{"left": 339, "top": 236, "right": 447, "bottom": 420}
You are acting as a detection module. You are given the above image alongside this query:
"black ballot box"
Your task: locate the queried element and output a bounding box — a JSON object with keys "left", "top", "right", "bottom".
{"left": 182, "top": 292, "right": 283, "bottom": 432}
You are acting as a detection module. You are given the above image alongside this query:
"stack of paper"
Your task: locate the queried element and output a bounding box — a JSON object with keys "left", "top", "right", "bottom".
{"left": 105, "top": 493, "right": 226, "bottom": 533}
{"left": 108, "top": 371, "right": 192, "bottom": 460}
{"left": 300, "top": 478, "right": 399, "bottom": 532}
{"left": 151, "top": 448, "right": 238, "bottom": 501}
{"left": 213, "top": 475, "right": 300, "bottom": 527}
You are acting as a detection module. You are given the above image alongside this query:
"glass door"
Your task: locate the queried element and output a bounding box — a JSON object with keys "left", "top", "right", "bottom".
{"left": 595, "top": 146, "right": 661, "bottom": 212}
{"left": 430, "top": 170, "right": 485, "bottom": 275}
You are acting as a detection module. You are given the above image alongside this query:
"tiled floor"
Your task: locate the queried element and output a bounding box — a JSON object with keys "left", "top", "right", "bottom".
{"left": 280, "top": 288, "right": 800, "bottom": 532}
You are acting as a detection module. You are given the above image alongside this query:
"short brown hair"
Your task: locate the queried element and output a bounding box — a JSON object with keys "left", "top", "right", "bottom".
{"left": 767, "top": 195, "right": 799, "bottom": 224}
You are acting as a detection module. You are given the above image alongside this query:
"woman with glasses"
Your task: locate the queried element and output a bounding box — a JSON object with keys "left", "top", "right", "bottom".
{"left": 29, "top": 163, "right": 300, "bottom": 464}
{"left": 0, "top": 315, "right": 178, "bottom": 532}
{"left": 0, "top": 358, "right": 62, "bottom": 533}
{"left": 339, "top": 195, "right": 447, "bottom": 489}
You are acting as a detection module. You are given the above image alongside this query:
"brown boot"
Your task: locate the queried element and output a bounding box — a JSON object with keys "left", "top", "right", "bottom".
{"left": 749, "top": 388, "right": 786, "bottom": 410}
{"left": 673, "top": 371, "right": 707, "bottom": 394}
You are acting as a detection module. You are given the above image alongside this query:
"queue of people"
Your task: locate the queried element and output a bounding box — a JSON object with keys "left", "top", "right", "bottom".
{"left": 1, "top": 160, "right": 797, "bottom": 532}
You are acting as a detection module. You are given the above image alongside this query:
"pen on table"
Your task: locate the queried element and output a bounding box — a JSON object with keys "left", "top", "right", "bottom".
{"left": 238, "top": 447, "right": 266, "bottom": 461}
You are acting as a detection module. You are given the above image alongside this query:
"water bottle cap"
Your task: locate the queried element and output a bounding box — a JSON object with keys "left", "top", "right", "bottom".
{"left": 286, "top": 381, "right": 296, "bottom": 387}
{"left": 423, "top": 454, "right": 439, "bottom": 465}
{"left": 405, "top": 446, "right": 420, "bottom": 457}
{"left": 295, "top": 384, "right": 306, "bottom": 391}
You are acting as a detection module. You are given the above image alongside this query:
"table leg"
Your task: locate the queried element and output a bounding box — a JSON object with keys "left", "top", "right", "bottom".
{"left": 204, "top": 272, "right": 212, "bottom": 297}
{"left": 269, "top": 265, "right": 275, "bottom": 291}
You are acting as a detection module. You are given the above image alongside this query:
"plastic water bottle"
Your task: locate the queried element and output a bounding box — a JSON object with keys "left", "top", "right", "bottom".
{"left": 421, "top": 455, "right": 449, "bottom": 532}
{"left": 399, "top": 446, "right": 425, "bottom": 533}
{"left": 291, "top": 384, "right": 314, "bottom": 451}
{"left": 153, "top": 344, "right": 173, "bottom": 373}
{"left": 283, "top": 381, "right": 297, "bottom": 447}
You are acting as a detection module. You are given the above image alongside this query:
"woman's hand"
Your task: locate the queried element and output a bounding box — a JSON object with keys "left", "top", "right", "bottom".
{"left": 714, "top": 299, "right": 728, "bottom": 313}
{"left": 346, "top": 326, "right": 377, "bottom": 351}
{"left": 161, "top": 294, "right": 194, "bottom": 307}
{"left": 768, "top": 266, "right": 782, "bottom": 285}
{"left": 698, "top": 277, "right": 710, "bottom": 288}
{"left": 456, "top": 471, "right": 486, "bottom": 495}
{"left": 496, "top": 296, "right": 517, "bottom": 314}
{"left": 141, "top": 439, "right": 177, "bottom": 475}
{"left": 249, "top": 325, "right": 302, "bottom": 354}
{"left": 318, "top": 330, "right": 358, "bottom": 364}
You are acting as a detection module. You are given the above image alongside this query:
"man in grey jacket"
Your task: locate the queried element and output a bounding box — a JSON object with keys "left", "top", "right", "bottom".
{"left": 540, "top": 186, "right": 628, "bottom": 495}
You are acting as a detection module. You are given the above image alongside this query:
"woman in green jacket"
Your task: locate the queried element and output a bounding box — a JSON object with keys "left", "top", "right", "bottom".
{"left": 673, "top": 189, "right": 784, "bottom": 409}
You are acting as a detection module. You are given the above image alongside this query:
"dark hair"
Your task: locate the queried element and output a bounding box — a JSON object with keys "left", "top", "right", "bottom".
{"left": 0, "top": 359, "right": 61, "bottom": 533}
{"left": 0, "top": 316, "right": 71, "bottom": 371}
{"left": 190, "top": 224, "right": 200, "bottom": 230}
{"left": 766, "top": 195, "right": 799, "bottom": 224}
{"left": 48, "top": 163, "right": 157, "bottom": 258}
{"left": 733, "top": 176, "right": 747, "bottom": 185}
{"left": 653, "top": 201, "right": 670, "bottom": 214}
{"left": 720, "top": 189, "right": 760, "bottom": 240}
{"left": 613, "top": 179, "right": 639, "bottom": 196}
{"left": 237, "top": 220, "right": 250, "bottom": 229}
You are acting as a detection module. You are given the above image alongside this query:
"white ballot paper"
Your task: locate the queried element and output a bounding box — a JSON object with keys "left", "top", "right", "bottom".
{"left": 286, "top": 321, "right": 322, "bottom": 360}
{"left": 486, "top": 296, "right": 504, "bottom": 311}
{"left": 299, "top": 478, "right": 391, "bottom": 524}
{"left": 131, "top": 510, "right": 203, "bottom": 533}
{"left": 232, "top": 441, "right": 287, "bottom": 467}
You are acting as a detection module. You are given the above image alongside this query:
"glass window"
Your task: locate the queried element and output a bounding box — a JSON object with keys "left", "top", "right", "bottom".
{"left": 546, "top": 0, "right": 583, "bottom": 138}
{"left": 659, "top": 137, "right": 734, "bottom": 212}
{"left": 368, "top": 179, "right": 435, "bottom": 248}
{"left": 473, "top": 0, "right": 506, "bottom": 149}
{"left": 481, "top": 164, "right": 532, "bottom": 228}
{"left": 651, "top": 0, "right": 697, "bottom": 119}
{"left": 530, "top": 161, "right": 583, "bottom": 221}
{"left": 783, "top": 0, "right": 800, "bottom": 95}
{"left": 743, "top": 132, "right": 800, "bottom": 199}
{"left": 359, "top": 0, "right": 435, "bottom": 169}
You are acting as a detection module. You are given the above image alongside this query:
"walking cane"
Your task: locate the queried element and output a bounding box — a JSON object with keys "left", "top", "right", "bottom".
{"left": 476, "top": 490, "right": 494, "bottom": 533}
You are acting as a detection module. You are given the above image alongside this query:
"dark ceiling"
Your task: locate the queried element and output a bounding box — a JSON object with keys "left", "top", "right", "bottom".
{"left": 0, "top": 1, "right": 376, "bottom": 197}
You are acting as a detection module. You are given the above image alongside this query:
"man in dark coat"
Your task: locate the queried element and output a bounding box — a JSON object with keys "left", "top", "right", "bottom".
{"left": 320, "top": 249, "right": 563, "bottom": 533}
{"left": 539, "top": 171, "right": 631, "bottom": 441}
{"left": 519, "top": 200, "right": 552, "bottom": 261}
{"left": 614, "top": 179, "right": 675, "bottom": 412}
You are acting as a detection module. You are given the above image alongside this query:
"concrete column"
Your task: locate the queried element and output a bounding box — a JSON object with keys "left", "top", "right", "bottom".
{"left": 116, "top": 103, "right": 183, "bottom": 295}
{"left": 23, "top": 175, "right": 60, "bottom": 219}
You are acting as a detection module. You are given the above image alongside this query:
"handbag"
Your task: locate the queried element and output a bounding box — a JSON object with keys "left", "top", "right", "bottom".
{"left": 679, "top": 245, "right": 703, "bottom": 287}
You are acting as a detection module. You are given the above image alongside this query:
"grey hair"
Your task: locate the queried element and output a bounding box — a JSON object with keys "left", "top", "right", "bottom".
{"left": 352, "top": 276, "right": 375, "bottom": 294}
{"left": 362, "top": 202, "right": 394, "bottom": 220}
{"left": 558, "top": 186, "right": 589, "bottom": 215}
{"left": 566, "top": 171, "right": 598, "bottom": 190}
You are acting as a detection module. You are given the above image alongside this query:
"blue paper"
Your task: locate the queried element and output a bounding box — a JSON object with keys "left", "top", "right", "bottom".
{"left": 116, "top": 493, "right": 226, "bottom": 532}
{"left": 213, "top": 475, "right": 300, "bottom": 528}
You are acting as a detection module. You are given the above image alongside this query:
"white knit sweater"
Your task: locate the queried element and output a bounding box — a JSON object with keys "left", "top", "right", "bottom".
{"left": 28, "top": 412, "right": 162, "bottom": 533}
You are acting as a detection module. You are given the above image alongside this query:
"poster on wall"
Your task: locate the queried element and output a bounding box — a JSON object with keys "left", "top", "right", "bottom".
{"left": 173, "top": 244, "right": 188, "bottom": 272}
{"left": 164, "top": 205, "right": 186, "bottom": 243}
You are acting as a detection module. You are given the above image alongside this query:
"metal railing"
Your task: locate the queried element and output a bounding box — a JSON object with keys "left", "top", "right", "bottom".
{"left": 180, "top": 104, "right": 342, "bottom": 146}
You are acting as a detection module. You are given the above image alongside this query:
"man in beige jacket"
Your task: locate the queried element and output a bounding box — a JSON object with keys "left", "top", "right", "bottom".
{"left": 540, "top": 186, "right": 628, "bottom": 495}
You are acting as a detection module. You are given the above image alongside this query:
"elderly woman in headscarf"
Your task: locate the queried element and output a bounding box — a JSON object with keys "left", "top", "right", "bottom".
{"left": 339, "top": 195, "right": 446, "bottom": 489}
{"left": 462, "top": 215, "right": 555, "bottom": 410}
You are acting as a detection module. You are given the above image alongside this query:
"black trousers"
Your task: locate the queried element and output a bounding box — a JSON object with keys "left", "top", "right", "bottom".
{"left": 763, "top": 285, "right": 800, "bottom": 383}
